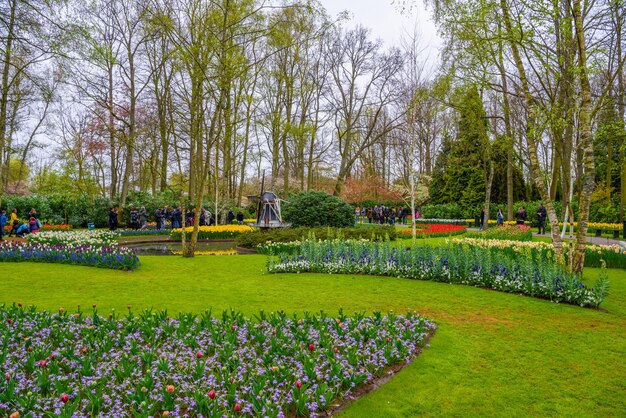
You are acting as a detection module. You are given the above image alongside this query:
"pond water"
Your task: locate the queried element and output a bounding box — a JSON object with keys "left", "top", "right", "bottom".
{"left": 125, "top": 241, "right": 240, "bottom": 256}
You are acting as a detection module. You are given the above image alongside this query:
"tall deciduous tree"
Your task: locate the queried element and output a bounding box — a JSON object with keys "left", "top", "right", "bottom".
{"left": 326, "top": 26, "right": 404, "bottom": 196}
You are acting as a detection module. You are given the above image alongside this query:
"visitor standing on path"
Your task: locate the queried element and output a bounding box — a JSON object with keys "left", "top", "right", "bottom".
{"left": 479, "top": 209, "right": 486, "bottom": 230}
{"left": 155, "top": 207, "right": 164, "bottom": 230}
{"left": 496, "top": 208, "right": 504, "bottom": 226}
{"left": 536, "top": 203, "right": 547, "bottom": 234}
{"left": 108, "top": 208, "right": 118, "bottom": 231}
{"left": 138, "top": 206, "right": 147, "bottom": 229}
{"left": 515, "top": 207, "right": 526, "bottom": 225}
{"left": 29, "top": 217, "right": 39, "bottom": 233}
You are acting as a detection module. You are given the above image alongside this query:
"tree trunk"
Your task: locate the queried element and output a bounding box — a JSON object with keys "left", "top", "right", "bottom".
{"left": 483, "top": 161, "right": 495, "bottom": 230}
{"left": 0, "top": 0, "right": 17, "bottom": 192}
{"left": 570, "top": 0, "right": 595, "bottom": 273}
{"left": 498, "top": 50, "right": 515, "bottom": 220}
{"left": 500, "top": 0, "right": 565, "bottom": 264}
{"left": 617, "top": 0, "right": 626, "bottom": 222}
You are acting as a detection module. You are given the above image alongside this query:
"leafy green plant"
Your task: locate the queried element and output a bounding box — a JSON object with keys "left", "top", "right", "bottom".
{"left": 282, "top": 191, "right": 354, "bottom": 228}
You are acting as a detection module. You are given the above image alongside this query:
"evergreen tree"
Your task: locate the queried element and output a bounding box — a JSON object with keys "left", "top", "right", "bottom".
{"left": 429, "top": 86, "right": 488, "bottom": 210}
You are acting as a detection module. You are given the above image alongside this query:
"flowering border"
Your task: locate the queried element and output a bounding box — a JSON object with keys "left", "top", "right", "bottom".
{"left": 0, "top": 306, "right": 435, "bottom": 417}
{"left": 267, "top": 240, "right": 608, "bottom": 308}
{"left": 0, "top": 241, "right": 138, "bottom": 270}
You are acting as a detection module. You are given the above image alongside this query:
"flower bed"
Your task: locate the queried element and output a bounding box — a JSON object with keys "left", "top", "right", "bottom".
{"left": 453, "top": 237, "right": 626, "bottom": 269}
{"left": 466, "top": 225, "right": 532, "bottom": 241}
{"left": 170, "top": 225, "right": 255, "bottom": 240}
{"left": 0, "top": 306, "right": 435, "bottom": 417}
{"left": 267, "top": 240, "right": 608, "bottom": 307}
{"left": 412, "top": 218, "right": 466, "bottom": 224}
{"left": 27, "top": 230, "right": 119, "bottom": 247}
{"left": 398, "top": 224, "right": 467, "bottom": 238}
{"left": 0, "top": 241, "right": 138, "bottom": 270}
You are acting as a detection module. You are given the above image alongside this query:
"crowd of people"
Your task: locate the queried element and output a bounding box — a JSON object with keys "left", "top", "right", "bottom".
{"left": 353, "top": 206, "right": 419, "bottom": 225}
{"left": 0, "top": 208, "right": 41, "bottom": 240}
{"left": 108, "top": 206, "right": 246, "bottom": 231}
{"left": 478, "top": 204, "right": 547, "bottom": 233}
{"left": 0, "top": 201, "right": 555, "bottom": 239}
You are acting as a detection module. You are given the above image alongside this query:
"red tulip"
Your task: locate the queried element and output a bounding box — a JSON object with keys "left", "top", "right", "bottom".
{"left": 5, "top": 373, "right": 10, "bottom": 380}
{"left": 166, "top": 385, "right": 175, "bottom": 393}
{"left": 6, "top": 319, "right": 12, "bottom": 324}
{"left": 39, "top": 359, "right": 47, "bottom": 367}
{"left": 295, "top": 380, "right": 302, "bottom": 389}
{"left": 60, "top": 393, "right": 69, "bottom": 403}
{"left": 386, "top": 337, "right": 391, "bottom": 343}
{"left": 308, "top": 343, "right": 315, "bottom": 351}
{"left": 234, "top": 403, "right": 241, "bottom": 412}
{"left": 333, "top": 347, "right": 339, "bottom": 353}
{"left": 196, "top": 351, "right": 202, "bottom": 359}
{"left": 207, "top": 389, "right": 216, "bottom": 399}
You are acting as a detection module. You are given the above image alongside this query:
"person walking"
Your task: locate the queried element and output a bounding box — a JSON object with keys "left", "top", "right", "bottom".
{"left": 227, "top": 209, "right": 235, "bottom": 225}
{"left": 7, "top": 209, "right": 19, "bottom": 237}
{"left": 515, "top": 207, "right": 526, "bottom": 225}
{"left": 155, "top": 207, "right": 163, "bottom": 230}
{"left": 0, "top": 210, "right": 7, "bottom": 241}
{"left": 536, "top": 203, "right": 547, "bottom": 234}
{"left": 171, "top": 207, "right": 181, "bottom": 229}
{"left": 138, "top": 206, "right": 147, "bottom": 229}
{"left": 479, "top": 209, "right": 486, "bottom": 230}
{"left": 108, "top": 208, "right": 118, "bottom": 231}
{"left": 130, "top": 208, "right": 139, "bottom": 229}
{"left": 236, "top": 211, "right": 244, "bottom": 225}
{"left": 496, "top": 208, "right": 504, "bottom": 226}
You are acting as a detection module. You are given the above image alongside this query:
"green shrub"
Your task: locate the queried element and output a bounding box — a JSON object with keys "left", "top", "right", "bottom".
{"left": 282, "top": 191, "right": 354, "bottom": 228}
{"left": 237, "top": 226, "right": 396, "bottom": 248}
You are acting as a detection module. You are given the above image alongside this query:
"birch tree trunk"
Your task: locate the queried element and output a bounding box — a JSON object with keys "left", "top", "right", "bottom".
{"left": 570, "top": 0, "right": 595, "bottom": 273}
{"left": 500, "top": 0, "right": 565, "bottom": 265}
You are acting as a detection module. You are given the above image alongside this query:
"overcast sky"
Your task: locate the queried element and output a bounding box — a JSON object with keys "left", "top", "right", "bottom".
{"left": 317, "top": 0, "right": 441, "bottom": 61}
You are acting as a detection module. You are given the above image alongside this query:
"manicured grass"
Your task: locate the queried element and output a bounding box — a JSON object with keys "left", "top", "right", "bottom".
{"left": 1, "top": 255, "right": 625, "bottom": 416}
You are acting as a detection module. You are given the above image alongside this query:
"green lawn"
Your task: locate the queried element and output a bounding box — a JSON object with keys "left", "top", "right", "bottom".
{"left": 1, "top": 255, "right": 625, "bottom": 416}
